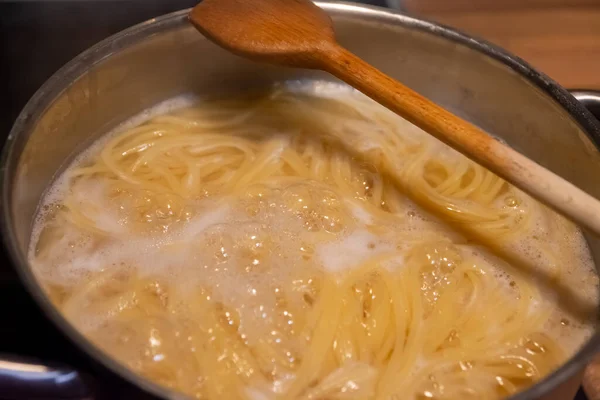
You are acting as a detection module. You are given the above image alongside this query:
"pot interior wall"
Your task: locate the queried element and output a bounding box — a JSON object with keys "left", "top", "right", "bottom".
{"left": 5, "top": 5, "right": 600, "bottom": 399}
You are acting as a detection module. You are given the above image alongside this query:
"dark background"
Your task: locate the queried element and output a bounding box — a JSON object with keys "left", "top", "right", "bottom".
{"left": 0, "top": 1, "right": 592, "bottom": 399}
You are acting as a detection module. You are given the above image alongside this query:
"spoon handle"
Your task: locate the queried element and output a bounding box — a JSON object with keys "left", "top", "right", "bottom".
{"left": 320, "top": 44, "right": 600, "bottom": 235}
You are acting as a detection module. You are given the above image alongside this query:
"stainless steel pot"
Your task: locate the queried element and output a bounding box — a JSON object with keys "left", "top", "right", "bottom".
{"left": 2, "top": 3, "right": 600, "bottom": 400}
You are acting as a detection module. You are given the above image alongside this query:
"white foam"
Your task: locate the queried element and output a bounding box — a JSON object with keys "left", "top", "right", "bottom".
{"left": 179, "top": 204, "right": 231, "bottom": 238}
{"left": 347, "top": 201, "right": 374, "bottom": 225}
{"left": 316, "top": 229, "right": 395, "bottom": 274}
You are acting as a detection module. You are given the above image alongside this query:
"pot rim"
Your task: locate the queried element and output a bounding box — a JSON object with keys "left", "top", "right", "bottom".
{"left": 2, "top": 3, "right": 600, "bottom": 400}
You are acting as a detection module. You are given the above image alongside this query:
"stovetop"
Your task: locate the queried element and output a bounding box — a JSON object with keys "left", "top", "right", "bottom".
{"left": 0, "top": 1, "right": 592, "bottom": 399}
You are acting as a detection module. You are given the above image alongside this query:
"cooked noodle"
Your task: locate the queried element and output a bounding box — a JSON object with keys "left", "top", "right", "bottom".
{"left": 30, "top": 83, "right": 598, "bottom": 399}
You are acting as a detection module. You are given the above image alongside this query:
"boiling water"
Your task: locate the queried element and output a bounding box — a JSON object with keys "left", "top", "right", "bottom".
{"left": 29, "top": 86, "right": 599, "bottom": 399}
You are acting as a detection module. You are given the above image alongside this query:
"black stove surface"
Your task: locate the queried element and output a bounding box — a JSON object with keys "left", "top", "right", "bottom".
{"left": 0, "top": 1, "right": 592, "bottom": 399}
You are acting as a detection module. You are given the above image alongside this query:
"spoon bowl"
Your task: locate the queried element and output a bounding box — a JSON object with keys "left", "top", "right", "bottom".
{"left": 189, "top": 0, "right": 336, "bottom": 68}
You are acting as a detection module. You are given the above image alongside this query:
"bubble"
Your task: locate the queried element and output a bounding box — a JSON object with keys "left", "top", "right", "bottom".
{"left": 299, "top": 243, "right": 314, "bottom": 261}
{"left": 503, "top": 196, "right": 520, "bottom": 208}
{"left": 317, "top": 189, "right": 340, "bottom": 208}
{"left": 282, "top": 184, "right": 313, "bottom": 213}
{"left": 320, "top": 211, "right": 344, "bottom": 233}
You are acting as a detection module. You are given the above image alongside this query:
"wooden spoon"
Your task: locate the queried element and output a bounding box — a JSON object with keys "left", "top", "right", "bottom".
{"left": 189, "top": 0, "right": 600, "bottom": 235}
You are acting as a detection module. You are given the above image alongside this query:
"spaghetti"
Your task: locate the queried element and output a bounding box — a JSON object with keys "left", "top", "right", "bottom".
{"left": 30, "top": 83, "right": 598, "bottom": 400}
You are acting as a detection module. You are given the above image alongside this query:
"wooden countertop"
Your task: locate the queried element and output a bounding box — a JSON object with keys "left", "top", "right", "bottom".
{"left": 402, "top": 4, "right": 600, "bottom": 89}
